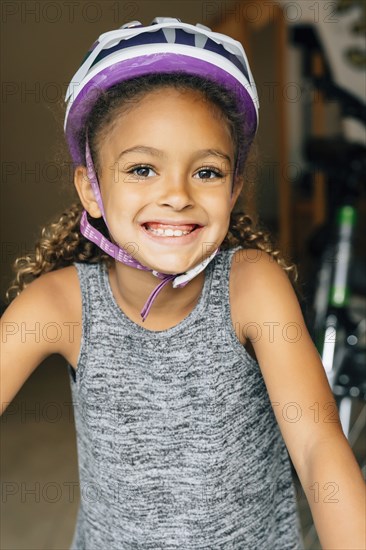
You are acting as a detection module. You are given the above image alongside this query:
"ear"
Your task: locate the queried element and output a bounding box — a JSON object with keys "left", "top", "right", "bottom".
{"left": 74, "top": 165, "right": 103, "bottom": 218}
{"left": 230, "top": 175, "right": 244, "bottom": 210}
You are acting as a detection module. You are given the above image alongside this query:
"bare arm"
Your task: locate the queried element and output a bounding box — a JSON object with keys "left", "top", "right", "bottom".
{"left": 0, "top": 270, "right": 71, "bottom": 415}
{"left": 233, "top": 249, "right": 366, "bottom": 549}
{"left": 300, "top": 434, "right": 365, "bottom": 549}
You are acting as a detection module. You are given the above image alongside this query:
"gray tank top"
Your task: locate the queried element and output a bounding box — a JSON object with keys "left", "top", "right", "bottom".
{"left": 67, "top": 245, "right": 303, "bottom": 549}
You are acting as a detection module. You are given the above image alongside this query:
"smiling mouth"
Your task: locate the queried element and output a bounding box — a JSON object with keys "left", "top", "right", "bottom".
{"left": 142, "top": 223, "right": 201, "bottom": 237}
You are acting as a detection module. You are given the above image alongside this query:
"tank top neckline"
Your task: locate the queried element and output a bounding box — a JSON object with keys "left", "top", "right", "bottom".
{"left": 97, "top": 252, "right": 221, "bottom": 338}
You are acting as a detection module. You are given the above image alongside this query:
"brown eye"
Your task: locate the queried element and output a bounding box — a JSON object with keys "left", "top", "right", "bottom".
{"left": 195, "top": 168, "right": 223, "bottom": 180}
{"left": 128, "top": 165, "right": 156, "bottom": 178}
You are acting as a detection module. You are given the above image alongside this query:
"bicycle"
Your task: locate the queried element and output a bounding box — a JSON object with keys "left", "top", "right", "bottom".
{"left": 291, "top": 23, "right": 366, "bottom": 548}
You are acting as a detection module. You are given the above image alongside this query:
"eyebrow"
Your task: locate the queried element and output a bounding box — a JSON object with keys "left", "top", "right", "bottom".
{"left": 116, "top": 146, "right": 232, "bottom": 166}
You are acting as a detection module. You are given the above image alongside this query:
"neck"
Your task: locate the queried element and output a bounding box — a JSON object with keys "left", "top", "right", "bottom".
{"left": 107, "top": 260, "right": 206, "bottom": 325}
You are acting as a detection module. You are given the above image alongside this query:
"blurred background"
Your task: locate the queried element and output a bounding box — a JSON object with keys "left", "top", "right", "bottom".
{"left": 1, "top": 1, "right": 365, "bottom": 548}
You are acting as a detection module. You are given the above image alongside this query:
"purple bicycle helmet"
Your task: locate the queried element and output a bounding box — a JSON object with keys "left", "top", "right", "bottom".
{"left": 64, "top": 17, "right": 259, "bottom": 322}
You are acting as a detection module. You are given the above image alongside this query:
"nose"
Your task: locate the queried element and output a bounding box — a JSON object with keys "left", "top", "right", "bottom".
{"left": 156, "top": 176, "right": 195, "bottom": 210}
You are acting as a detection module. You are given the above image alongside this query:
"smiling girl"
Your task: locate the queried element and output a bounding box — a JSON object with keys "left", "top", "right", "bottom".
{"left": 1, "top": 17, "right": 365, "bottom": 549}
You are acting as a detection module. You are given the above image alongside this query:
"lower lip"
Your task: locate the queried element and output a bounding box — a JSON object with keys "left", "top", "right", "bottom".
{"left": 140, "top": 224, "right": 204, "bottom": 244}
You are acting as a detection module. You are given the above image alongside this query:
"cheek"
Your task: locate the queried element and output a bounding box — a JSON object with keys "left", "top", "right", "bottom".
{"left": 103, "top": 179, "right": 132, "bottom": 208}
{"left": 103, "top": 187, "right": 145, "bottom": 232}
{"left": 206, "top": 195, "right": 231, "bottom": 220}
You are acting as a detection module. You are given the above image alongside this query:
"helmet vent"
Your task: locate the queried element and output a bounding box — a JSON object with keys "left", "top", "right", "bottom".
{"left": 162, "top": 28, "right": 176, "bottom": 44}
{"left": 194, "top": 34, "right": 208, "bottom": 49}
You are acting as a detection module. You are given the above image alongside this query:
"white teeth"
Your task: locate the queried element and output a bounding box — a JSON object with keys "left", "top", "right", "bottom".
{"left": 147, "top": 227, "right": 192, "bottom": 237}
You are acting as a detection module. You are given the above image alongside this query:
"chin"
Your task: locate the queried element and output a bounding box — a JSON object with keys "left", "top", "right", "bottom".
{"left": 151, "top": 263, "right": 190, "bottom": 275}
{"left": 143, "top": 257, "right": 193, "bottom": 276}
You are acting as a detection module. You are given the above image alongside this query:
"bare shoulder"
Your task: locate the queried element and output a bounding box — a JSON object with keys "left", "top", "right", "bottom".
{"left": 2, "top": 265, "right": 81, "bottom": 366}
{"left": 36, "top": 265, "right": 82, "bottom": 367}
{"left": 43, "top": 265, "right": 81, "bottom": 317}
{"left": 21, "top": 265, "right": 81, "bottom": 322}
{"left": 1, "top": 266, "right": 82, "bottom": 412}
{"left": 231, "top": 247, "right": 294, "bottom": 289}
{"left": 230, "top": 247, "right": 302, "bottom": 340}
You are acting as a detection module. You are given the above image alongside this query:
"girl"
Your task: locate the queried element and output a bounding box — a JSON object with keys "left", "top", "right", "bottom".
{"left": 1, "top": 17, "right": 365, "bottom": 549}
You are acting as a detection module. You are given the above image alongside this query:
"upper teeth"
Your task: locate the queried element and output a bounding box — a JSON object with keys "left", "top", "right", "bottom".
{"left": 147, "top": 227, "right": 193, "bottom": 237}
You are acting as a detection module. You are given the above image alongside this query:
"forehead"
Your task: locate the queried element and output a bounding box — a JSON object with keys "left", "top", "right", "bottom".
{"left": 96, "top": 86, "right": 234, "bottom": 163}
{"left": 119, "top": 86, "right": 226, "bottom": 119}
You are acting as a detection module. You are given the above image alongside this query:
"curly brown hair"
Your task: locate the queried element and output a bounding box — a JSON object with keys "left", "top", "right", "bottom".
{"left": 5, "top": 73, "right": 300, "bottom": 304}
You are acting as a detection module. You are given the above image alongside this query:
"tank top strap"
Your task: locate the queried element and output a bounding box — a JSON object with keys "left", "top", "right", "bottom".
{"left": 207, "top": 244, "right": 243, "bottom": 314}
{"left": 220, "top": 244, "right": 242, "bottom": 306}
{"left": 214, "top": 245, "right": 243, "bottom": 289}
{"left": 69, "top": 261, "right": 101, "bottom": 383}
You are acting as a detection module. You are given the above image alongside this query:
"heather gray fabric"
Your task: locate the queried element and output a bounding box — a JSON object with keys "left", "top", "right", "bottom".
{"left": 67, "top": 245, "right": 303, "bottom": 549}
